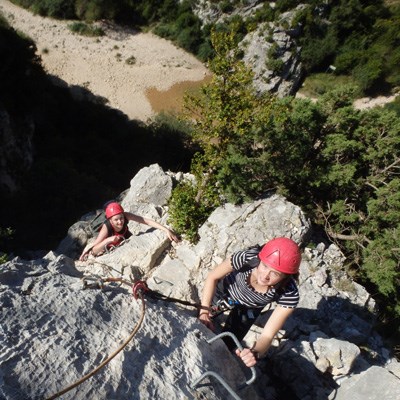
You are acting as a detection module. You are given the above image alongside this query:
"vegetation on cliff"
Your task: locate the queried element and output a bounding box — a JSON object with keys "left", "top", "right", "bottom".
{"left": 168, "top": 28, "right": 400, "bottom": 334}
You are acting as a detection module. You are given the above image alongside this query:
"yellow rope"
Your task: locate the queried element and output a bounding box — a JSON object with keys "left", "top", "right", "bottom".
{"left": 45, "top": 290, "right": 146, "bottom": 400}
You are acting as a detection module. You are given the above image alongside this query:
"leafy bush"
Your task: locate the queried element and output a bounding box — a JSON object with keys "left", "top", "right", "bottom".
{"left": 153, "top": 23, "right": 176, "bottom": 39}
{"left": 253, "top": 3, "right": 276, "bottom": 23}
{"left": 299, "top": 73, "right": 361, "bottom": 97}
{"left": 168, "top": 175, "right": 220, "bottom": 242}
{"left": 176, "top": 26, "right": 202, "bottom": 53}
{"left": 153, "top": 7, "right": 205, "bottom": 56}
{"left": 267, "top": 57, "right": 285, "bottom": 74}
{"left": 168, "top": 28, "right": 273, "bottom": 240}
{"left": 220, "top": 0, "right": 234, "bottom": 13}
{"left": 384, "top": 95, "right": 400, "bottom": 116}
{"left": 68, "top": 22, "right": 104, "bottom": 36}
{"left": 125, "top": 55, "right": 136, "bottom": 65}
{"left": 335, "top": 44, "right": 364, "bottom": 73}
{"left": 75, "top": 0, "right": 106, "bottom": 21}
{"left": 24, "top": 0, "right": 76, "bottom": 19}
{"left": 352, "top": 57, "right": 384, "bottom": 92}
{"left": 300, "top": 30, "right": 339, "bottom": 72}
{"left": 197, "top": 40, "right": 215, "bottom": 62}
{"left": 275, "top": 0, "right": 301, "bottom": 13}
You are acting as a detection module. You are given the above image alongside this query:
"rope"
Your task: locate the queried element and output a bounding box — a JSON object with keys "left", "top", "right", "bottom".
{"left": 144, "top": 288, "right": 215, "bottom": 313}
{"left": 142, "top": 284, "right": 272, "bottom": 319}
{"left": 45, "top": 290, "right": 146, "bottom": 400}
{"left": 81, "top": 258, "right": 213, "bottom": 309}
{"left": 83, "top": 264, "right": 236, "bottom": 316}
{"left": 86, "top": 259, "right": 121, "bottom": 276}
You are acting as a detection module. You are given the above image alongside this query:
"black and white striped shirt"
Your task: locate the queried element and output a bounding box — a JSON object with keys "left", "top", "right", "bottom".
{"left": 223, "top": 246, "right": 299, "bottom": 309}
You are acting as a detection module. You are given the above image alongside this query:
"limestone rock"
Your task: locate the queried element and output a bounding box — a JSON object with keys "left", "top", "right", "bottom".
{"left": 194, "top": 1, "right": 305, "bottom": 97}
{"left": 329, "top": 366, "right": 400, "bottom": 400}
{"left": 0, "top": 256, "right": 261, "bottom": 400}
{"left": 122, "top": 163, "right": 173, "bottom": 207}
{"left": 2, "top": 164, "right": 398, "bottom": 400}
{"left": 312, "top": 337, "right": 361, "bottom": 376}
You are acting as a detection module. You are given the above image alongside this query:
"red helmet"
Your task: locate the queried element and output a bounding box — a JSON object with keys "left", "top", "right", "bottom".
{"left": 105, "top": 202, "right": 124, "bottom": 219}
{"left": 259, "top": 237, "right": 301, "bottom": 274}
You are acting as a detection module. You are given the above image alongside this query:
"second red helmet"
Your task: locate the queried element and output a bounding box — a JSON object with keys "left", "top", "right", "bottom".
{"left": 105, "top": 202, "right": 124, "bottom": 219}
{"left": 259, "top": 237, "right": 301, "bottom": 275}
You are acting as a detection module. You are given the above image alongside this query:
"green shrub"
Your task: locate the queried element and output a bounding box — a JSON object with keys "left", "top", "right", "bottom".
{"left": 335, "top": 48, "right": 363, "bottom": 74}
{"left": 67, "top": 22, "right": 104, "bottom": 37}
{"left": 275, "top": 0, "right": 299, "bottom": 13}
{"left": 299, "top": 73, "right": 360, "bottom": 98}
{"left": 176, "top": 28, "right": 201, "bottom": 53}
{"left": 352, "top": 57, "right": 384, "bottom": 92}
{"left": 75, "top": 0, "right": 120, "bottom": 21}
{"left": 150, "top": 112, "right": 193, "bottom": 135}
{"left": 266, "top": 58, "right": 284, "bottom": 74}
{"left": 197, "top": 41, "right": 215, "bottom": 62}
{"left": 220, "top": 0, "right": 234, "bottom": 13}
{"left": 168, "top": 179, "right": 216, "bottom": 242}
{"left": 153, "top": 23, "right": 176, "bottom": 39}
{"left": 125, "top": 55, "right": 136, "bottom": 65}
{"left": 29, "top": 0, "right": 75, "bottom": 19}
{"left": 384, "top": 95, "right": 400, "bottom": 116}
{"left": 153, "top": 10, "right": 204, "bottom": 55}
{"left": 253, "top": 3, "right": 276, "bottom": 23}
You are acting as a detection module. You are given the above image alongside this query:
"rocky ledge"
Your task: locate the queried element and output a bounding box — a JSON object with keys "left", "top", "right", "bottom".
{"left": 1, "top": 164, "right": 399, "bottom": 399}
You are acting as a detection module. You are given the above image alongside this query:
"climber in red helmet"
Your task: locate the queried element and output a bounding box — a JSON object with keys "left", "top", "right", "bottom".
{"left": 79, "top": 201, "right": 179, "bottom": 260}
{"left": 199, "top": 237, "right": 302, "bottom": 368}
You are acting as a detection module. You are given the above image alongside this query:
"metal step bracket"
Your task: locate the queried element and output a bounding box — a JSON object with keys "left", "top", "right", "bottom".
{"left": 191, "top": 332, "right": 257, "bottom": 400}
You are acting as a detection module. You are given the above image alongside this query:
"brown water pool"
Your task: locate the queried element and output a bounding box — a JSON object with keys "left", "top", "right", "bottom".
{"left": 146, "top": 74, "right": 212, "bottom": 116}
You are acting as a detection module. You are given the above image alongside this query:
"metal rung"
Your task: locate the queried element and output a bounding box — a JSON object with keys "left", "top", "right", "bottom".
{"left": 191, "top": 332, "right": 257, "bottom": 399}
{"left": 191, "top": 371, "right": 242, "bottom": 400}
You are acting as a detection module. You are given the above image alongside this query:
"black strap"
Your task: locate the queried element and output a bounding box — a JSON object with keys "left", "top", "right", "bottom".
{"left": 145, "top": 289, "right": 213, "bottom": 312}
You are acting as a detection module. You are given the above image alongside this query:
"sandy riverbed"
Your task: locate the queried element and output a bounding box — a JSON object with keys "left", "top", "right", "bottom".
{"left": 1, "top": 0, "right": 396, "bottom": 120}
{"left": 0, "top": 0, "right": 210, "bottom": 122}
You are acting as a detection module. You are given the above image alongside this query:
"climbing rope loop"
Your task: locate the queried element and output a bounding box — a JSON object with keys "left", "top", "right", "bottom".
{"left": 45, "top": 265, "right": 256, "bottom": 400}
{"left": 45, "top": 282, "right": 146, "bottom": 400}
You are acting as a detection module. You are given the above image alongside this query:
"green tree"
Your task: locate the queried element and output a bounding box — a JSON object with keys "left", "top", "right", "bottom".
{"left": 240, "top": 84, "right": 400, "bottom": 323}
{"left": 301, "top": 94, "right": 400, "bottom": 320}
{"left": 168, "top": 28, "right": 273, "bottom": 240}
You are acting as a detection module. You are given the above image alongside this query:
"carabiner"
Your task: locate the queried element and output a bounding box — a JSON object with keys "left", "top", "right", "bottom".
{"left": 132, "top": 280, "right": 149, "bottom": 299}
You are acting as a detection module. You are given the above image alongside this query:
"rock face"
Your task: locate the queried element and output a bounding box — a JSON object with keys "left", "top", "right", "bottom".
{"left": 0, "top": 253, "right": 259, "bottom": 400}
{"left": 194, "top": 1, "right": 305, "bottom": 96}
{"left": 330, "top": 365, "right": 400, "bottom": 400}
{"left": 1, "top": 164, "right": 399, "bottom": 400}
{"left": 241, "top": 20, "right": 303, "bottom": 97}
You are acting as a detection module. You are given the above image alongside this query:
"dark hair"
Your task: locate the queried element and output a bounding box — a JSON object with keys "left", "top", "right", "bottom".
{"left": 272, "top": 273, "right": 299, "bottom": 298}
